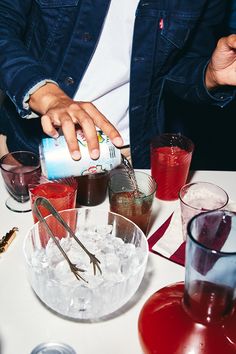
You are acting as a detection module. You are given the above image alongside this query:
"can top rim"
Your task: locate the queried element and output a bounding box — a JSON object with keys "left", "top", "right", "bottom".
{"left": 30, "top": 342, "right": 76, "bottom": 354}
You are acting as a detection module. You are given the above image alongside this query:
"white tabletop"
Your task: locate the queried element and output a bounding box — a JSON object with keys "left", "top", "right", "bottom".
{"left": 0, "top": 170, "right": 236, "bottom": 354}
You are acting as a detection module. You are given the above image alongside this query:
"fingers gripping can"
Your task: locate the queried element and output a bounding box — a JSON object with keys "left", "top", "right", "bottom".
{"left": 39, "top": 130, "right": 122, "bottom": 179}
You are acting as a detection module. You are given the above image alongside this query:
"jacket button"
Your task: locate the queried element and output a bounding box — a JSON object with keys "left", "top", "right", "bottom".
{"left": 82, "top": 32, "right": 92, "bottom": 41}
{"left": 64, "top": 76, "right": 75, "bottom": 85}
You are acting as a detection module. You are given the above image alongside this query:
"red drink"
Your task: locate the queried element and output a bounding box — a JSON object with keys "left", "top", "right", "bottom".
{"left": 30, "top": 181, "right": 77, "bottom": 246}
{"left": 138, "top": 282, "right": 236, "bottom": 354}
{"left": 139, "top": 211, "right": 236, "bottom": 353}
{"left": 30, "top": 182, "right": 77, "bottom": 223}
{"left": 151, "top": 146, "right": 192, "bottom": 201}
{"left": 183, "top": 280, "right": 235, "bottom": 324}
{"left": 0, "top": 150, "right": 41, "bottom": 212}
{"left": 2, "top": 165, "right": 41, "bottom": 202}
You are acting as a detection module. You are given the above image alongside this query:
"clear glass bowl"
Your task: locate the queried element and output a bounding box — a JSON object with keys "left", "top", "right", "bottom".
{"left": 23, "top": 208, "right": 148, "bottom": 321}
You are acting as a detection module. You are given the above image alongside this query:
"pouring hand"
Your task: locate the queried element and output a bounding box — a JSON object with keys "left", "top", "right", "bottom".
{"left": 29, "top": 83, "right": 123, "bottom": 160}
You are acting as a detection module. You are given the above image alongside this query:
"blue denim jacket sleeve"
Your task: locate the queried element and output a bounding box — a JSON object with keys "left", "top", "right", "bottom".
{"left": 0, "top": 0, "right": 234, "bottom": 122}
{"left": 0, "top": 1, "right": 57, "bottom": 118}
{"left": 164, "top": 0, "right": 235, "bottom": 107}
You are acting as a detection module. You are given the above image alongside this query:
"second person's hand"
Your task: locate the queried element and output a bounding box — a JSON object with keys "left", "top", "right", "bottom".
{"left": 205, "top": 34, "right": 236, "bottom": 90}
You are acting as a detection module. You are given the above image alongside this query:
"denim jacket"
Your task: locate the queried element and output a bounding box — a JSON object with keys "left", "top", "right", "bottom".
{"left": 0, "top": 0, "right": 233, "bottom": 168}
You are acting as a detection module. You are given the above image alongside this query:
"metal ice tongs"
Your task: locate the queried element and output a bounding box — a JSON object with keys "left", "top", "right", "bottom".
{"left": 33, "top": 197, "right": 102, "bottom": 282}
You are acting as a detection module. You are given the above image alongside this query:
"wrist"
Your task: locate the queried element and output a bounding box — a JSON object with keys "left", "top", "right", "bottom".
{"left": 29, "top": 82, "right": 66, "bottom": 114}
{"left": 205, "top": 62, "right": 218, "bottom": 90}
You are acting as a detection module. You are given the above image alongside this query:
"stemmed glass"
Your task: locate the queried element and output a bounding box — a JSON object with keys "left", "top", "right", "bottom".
{"left": 0, "top": 151, "right": 41, "bottom": 213}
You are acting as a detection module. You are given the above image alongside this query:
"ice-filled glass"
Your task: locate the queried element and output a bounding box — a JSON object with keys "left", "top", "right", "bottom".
{"left": 23, "top": 208, "right": 148, "bottom": 321}
{"left": 179, "top": 181, "right": 229, "bottom": 240}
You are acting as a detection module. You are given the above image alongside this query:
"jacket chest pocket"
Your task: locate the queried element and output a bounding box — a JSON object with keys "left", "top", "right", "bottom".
{"left": 135, "top": 3, "right": 199, "bottom": 74}
{"left": 35, "top": 0, "right": 79, "bottom": 7}
{"left": 155, "top": 13, "right": 199, "bottom": 74}
{"left": 161, "top": 13, "right": 197, "bottom": 48}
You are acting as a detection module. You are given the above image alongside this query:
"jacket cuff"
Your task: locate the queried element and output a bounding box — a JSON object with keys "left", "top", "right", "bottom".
{"left": 22, "top": 79, "right": 58, "bottom": 119}
{"left": 7, "top": 65, "right": 58, "bottom": 118}
{"left": 197, "top": 61, "right": 236, "bottom": 107}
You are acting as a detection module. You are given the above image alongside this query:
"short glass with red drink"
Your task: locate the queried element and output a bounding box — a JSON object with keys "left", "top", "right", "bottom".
{"left": 151, "top": 133, "right": 194, "bottom": 201}
{"left": 29, "top": 176, "right": 78, "bottom": 246}
{"left": 29, "top": 176, "right": 78, "bottom": 223}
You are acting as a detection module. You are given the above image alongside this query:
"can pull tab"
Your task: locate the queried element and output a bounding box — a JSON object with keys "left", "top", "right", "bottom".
{"left": 0, "top": 227, "right": 18, "bottom": 253}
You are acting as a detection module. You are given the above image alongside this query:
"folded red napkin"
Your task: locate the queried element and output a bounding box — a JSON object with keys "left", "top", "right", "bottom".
{"left": 148, "top": 211, "right": 186, "bottom": 266}
{"left": 148, "top": 201, "right": 236, "bottom": 267}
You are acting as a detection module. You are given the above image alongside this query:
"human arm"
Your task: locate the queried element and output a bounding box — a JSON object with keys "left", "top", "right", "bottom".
{"left": 28, "top": 83, "right": 123, "bottom": 159}
{"left": 164, "top": 0, "right": 236, "bottom": 106}
{"left": 0, "top": 1, "right": 123, "bottom": 159}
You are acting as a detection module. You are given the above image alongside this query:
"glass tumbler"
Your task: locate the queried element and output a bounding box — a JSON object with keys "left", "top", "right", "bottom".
{"left": 138, "top": 210, "right": 236, "bottom": 354}
{"left": 179, "top": 181, "right": 229, "bottom": 240}
{"left": 151, "top": 133, "right": 194, "bottom": 201}
{"left": 108, "top": 170, "right": 156, "bottom": 235}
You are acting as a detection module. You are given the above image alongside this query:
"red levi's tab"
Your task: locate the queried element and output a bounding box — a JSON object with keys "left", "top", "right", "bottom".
{"left": 159, "top": 18, "right": 164, "bottom": 30}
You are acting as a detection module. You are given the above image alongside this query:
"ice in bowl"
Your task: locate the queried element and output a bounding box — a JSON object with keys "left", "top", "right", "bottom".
{"left": 23, "top": 208, "right": 148, "bottom": 320}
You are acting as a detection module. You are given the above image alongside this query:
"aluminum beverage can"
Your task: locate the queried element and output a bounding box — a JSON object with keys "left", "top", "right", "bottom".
{"left": 30, "top": 342, "right": 77, "bottom": 354}
{"left": 39, "top": 130, "right": 122, "bottom": 179}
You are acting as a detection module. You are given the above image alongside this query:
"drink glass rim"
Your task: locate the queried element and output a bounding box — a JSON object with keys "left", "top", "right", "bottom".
{"left": 151, "top": 133, "right": 194, "bottom": 150}
{"left": 108, "top": 170, "right": 157, "bottom": 197}
{"left": 187, "top": 209, "right": 236, "bottom": 256}
{"left": 28, "top": 177, "right": 78, "bottom": 196}
{"left": 0, "top": 150, "right": 40, "bottom": 174}
{"left": 178, "top": 181, "right": 229, "bottom": 210}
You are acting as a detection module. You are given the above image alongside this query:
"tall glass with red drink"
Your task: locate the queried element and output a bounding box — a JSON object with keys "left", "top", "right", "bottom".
{"left": 151, "top": 133, "right": 194, "bottom": 201}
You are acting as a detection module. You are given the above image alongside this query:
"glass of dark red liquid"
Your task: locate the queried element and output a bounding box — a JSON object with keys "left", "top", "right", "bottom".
{"left": 151, "top": 133, "right": 194, "bottom": 201}
{"left": 138, "top": 210, "right": 236, "bottom": 354}
{"left": 0, "top": 151, "right": 41, "bottom": 213}
{"left": 76, "top": 171, "right": 109, "bottom": 206}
